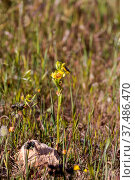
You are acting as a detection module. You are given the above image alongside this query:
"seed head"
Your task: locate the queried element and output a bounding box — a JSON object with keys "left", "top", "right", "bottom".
{"left": 0, "top": 125, "right": 8, "bottom": 137}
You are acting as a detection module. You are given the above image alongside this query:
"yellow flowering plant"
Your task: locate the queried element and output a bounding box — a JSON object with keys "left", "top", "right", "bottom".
{"left": 51, "top": 61, "right": 70, "bottom": 94}
{"left": 51, "top": 61, "right": 70, "bottom": 144}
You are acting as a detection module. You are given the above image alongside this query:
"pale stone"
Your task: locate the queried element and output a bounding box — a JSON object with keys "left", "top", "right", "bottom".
{"left": 17, "top": 140, "right": 60, "bottom": 170}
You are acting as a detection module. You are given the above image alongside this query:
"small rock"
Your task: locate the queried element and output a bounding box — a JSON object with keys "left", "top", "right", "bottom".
{"left": 17, "top": 140, "right": 60, "bottom": 171}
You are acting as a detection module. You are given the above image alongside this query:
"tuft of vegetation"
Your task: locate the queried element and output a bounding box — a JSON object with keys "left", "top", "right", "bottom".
{"left": 0, "top": 0, "right": 119, "bottom": 179}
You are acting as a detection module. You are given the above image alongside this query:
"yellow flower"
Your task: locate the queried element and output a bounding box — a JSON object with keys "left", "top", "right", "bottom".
{"left": 51, "top": 70, "right": 65, "bottom": 80}
{"left": 9, "top": 127, "right": 15, "bottom": 132}
{"left": 56, "top": 70, "right": 65, "bottom": 78}
{"left": 84, "top": 168, "right": 87, "bottom": 173}
{"left": 62, "top": 149, "right": 66, "bottom": 155}
{"left": 73, "top": 165, "right": 80, "bottom": 171}
{"left": 55, "top": 61, "right": 70, "bottom": 74}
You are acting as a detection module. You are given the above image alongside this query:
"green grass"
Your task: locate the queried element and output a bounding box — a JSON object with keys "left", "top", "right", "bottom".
{"left": 0, "top": 0, "right": 119, "bottom": 179}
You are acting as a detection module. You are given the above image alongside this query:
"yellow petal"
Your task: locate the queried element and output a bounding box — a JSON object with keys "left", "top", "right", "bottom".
{"left": 84, "top": 168, "right": 87, "bottom": 173}
{"left": 73, "top": 165, "right": 80, "bottom": 171}
{"left": 9, "top": 127, "right": 15, "bottom": 132}
{"left": 50, "top": 72, "right": 55, "bottom": 78}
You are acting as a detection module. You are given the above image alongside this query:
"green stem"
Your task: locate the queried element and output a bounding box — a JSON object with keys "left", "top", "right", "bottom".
{"left": 57, "top": 93, "right": 62, "bottom": 144}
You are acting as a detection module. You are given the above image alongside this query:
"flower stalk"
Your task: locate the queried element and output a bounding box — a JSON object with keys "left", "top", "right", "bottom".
{"left": 57, "top": 93, "right": 62, "bottom": 143}
{"left": 51, "top": 61, "right": 70, "bottom": 144}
